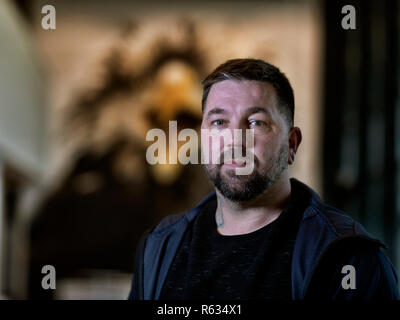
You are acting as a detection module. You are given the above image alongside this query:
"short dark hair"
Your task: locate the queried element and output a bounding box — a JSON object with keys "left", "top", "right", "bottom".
{"left": 201, "top": 58, "right": 294, "bottom": 127}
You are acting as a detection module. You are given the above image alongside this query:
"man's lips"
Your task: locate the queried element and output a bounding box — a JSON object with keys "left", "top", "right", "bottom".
{"left": 223, "top": 159, "right": 247, "bottom": 167}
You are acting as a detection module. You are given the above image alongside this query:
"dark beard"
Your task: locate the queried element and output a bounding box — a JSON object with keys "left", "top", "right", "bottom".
{"left": 203, "top": 144, "right": 289, "bottom": 203}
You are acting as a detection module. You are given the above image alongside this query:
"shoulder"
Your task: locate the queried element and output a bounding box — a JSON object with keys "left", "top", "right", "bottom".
{"left": 306, "top": 238, "right": 400, "bottom": 299}
{"left": 152, "top": 211, "right": 188, "bottom": 232}
{"left": 293, "top": 179, "right": 400, "bottom": 298}
{"left": 293, "top": 178, "right": 383, "bottom": 243}
{"left": 315, "top": 202, "right": 378, "bottom": 240}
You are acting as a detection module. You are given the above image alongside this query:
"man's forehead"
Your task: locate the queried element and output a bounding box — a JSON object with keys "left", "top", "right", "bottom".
{"left": 205, "top": 79, "right": 277, "bottom": 112}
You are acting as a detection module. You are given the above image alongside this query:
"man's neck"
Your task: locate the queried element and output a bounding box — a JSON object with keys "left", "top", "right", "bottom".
{"left": 215, "top": 174, "right": 292, "bottom": 236}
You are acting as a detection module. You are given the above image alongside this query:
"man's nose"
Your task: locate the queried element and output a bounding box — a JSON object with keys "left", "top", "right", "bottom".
{"left": 227, "top": 120, "right": 248, "bottom": 148}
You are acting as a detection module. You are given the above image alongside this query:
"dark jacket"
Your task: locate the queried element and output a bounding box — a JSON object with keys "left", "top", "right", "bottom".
{"left": 129, "top": 179, "right": 400, "bottom": 300}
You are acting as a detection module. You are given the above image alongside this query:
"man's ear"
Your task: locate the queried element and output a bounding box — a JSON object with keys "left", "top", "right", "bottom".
{"left": 288, "top": 126, "right": 302, "bottom": 165}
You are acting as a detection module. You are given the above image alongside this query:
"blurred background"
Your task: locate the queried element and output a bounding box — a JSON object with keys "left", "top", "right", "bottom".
{"left": 0, "top": 0, "right": 398, "bottom": 299}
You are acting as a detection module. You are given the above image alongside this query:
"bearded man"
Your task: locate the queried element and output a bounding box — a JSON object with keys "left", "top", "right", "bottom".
{"left": 129, "top": 58, "right": 399, "bottom": 300}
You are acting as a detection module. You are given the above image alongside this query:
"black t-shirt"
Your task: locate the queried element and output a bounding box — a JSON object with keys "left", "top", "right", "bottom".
{"left": 159, "top": 184, "right": 309, "bottom": 300}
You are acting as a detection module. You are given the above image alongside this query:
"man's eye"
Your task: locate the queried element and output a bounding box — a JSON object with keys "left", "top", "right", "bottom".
{"left": 211, "top": 119, "right": 225, "bottom": 126}
{"left": 249, "top": 120, "right": 266, "bottom": 127}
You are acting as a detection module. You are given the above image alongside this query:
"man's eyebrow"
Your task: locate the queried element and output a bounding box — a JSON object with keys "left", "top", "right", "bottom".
{"left": 245, "top": 106, "right": 270, "bottom": 116}
{"left": 205, "top": 107, "right": 226, "bottom": 119}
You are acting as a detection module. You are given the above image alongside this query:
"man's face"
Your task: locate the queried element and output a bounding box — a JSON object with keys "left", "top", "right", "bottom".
{"left": 201, "top": 79, "right": 291, "bottom": 202}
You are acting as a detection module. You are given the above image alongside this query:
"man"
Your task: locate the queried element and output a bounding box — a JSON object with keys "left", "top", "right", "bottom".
{"left": 129, "top": 58, "right": 399, "bottom": 300}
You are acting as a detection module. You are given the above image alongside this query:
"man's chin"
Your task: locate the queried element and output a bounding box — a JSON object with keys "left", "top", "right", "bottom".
{"left": 204, "top": 165, "right": 268, "bottom": 202}
{"left": 216, "top": 171, "right": 273, "bottom": 203}
{"left": 217, "top": 177, "right": 259, "bottom": 202}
